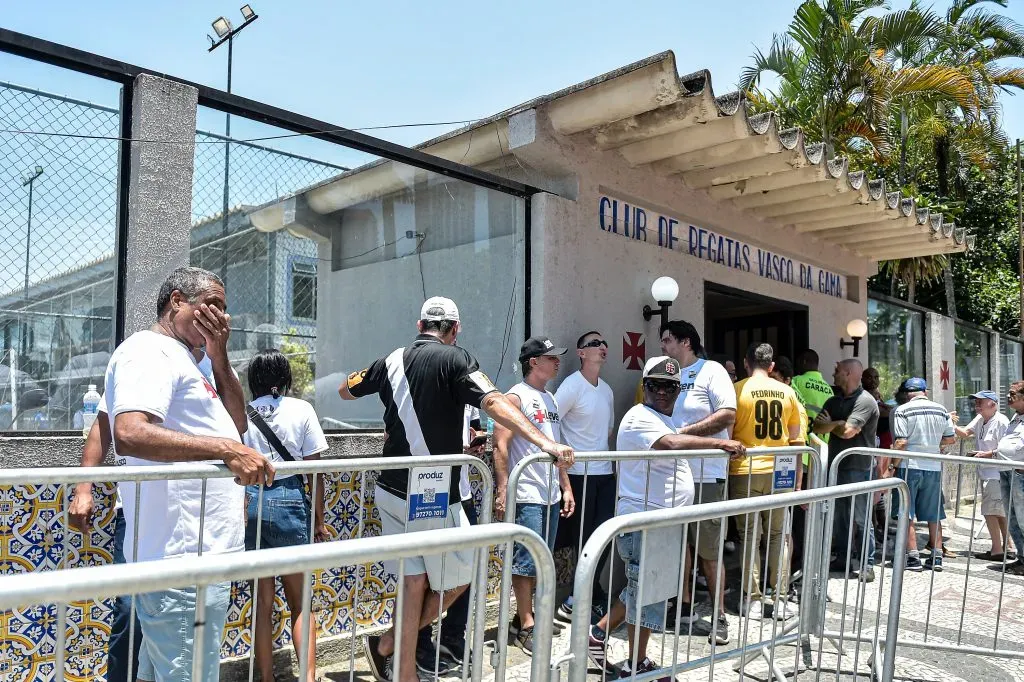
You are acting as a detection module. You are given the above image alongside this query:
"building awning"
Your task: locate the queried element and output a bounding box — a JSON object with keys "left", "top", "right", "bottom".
{"left": 251, "top": 51, "right": 972, "bottom": 261}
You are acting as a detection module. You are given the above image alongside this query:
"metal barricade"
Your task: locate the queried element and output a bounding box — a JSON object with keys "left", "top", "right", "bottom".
{"left": 0, "top": 522, "right": 554, "bottom": 682}
{"left": 828, "top": 447, "right": 1024, "bottom": 665}
{"left": 565, "top": 478, "right": 911, "bottom": 682}
{"left": 0, "top": 454, "right": 493, "bottom": 682}
{"left": 493, "top": 445, "right": 825, "bottom": 682}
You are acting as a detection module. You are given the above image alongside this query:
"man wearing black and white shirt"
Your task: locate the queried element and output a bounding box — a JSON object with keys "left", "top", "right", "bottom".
{"left": 340, "top": 298, "right": 573, "bottom": 682}
{"left": 659, "top": 320, "right": 736, "bottom": 644}
{"left": 553, "top": 331, "right": 616, "bottom": 626}
{"left": 105, "top": 266, "right": 273, "bottom": 682}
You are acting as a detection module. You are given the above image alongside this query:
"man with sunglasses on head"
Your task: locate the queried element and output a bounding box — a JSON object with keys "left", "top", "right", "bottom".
{"left": 553, "top": 332, "right": 617, "bottom": 627}
{"left": 659, "top": 320, "right": 736, "bottom": 645}
{"left": 614, "top": 357, "right": 745, "bottom": 677}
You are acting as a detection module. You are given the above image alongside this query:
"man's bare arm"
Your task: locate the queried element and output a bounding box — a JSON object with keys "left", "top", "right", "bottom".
{"left": 481, "top": 392, "right": 574, "bottom": 467}
{"left": 70, "top": 411, "right": 112, "bottom": 532}
{"left": 677, "top": 408, "right": 736, "bottom": 437}
{"left": 113, "top": 412, "right": 274, "bottom": 486}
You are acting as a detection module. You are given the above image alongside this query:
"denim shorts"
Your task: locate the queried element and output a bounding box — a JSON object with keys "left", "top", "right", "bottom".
{"left": 136, "top": 581, "right": 231, "bottom": 682}
{"left": 617, "top": 531, "right": 668, "bottom": 631}
{"left": 894, "top": 469, "right": 944, "bottom": 523}
{"left": 511, "top": 502, "right": 559, "bottom": 577}
{"left": 245, "top": 476, "right": 310, "bottom": 550}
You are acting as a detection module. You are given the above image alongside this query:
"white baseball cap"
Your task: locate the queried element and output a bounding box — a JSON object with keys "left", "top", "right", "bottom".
{"left": 420, "top": 296, "right": 460, "bottom": 322}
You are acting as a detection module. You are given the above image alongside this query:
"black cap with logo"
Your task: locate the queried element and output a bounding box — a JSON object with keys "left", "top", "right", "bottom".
{"left": 519, "top": 336, "right": 568, "bottom": 364}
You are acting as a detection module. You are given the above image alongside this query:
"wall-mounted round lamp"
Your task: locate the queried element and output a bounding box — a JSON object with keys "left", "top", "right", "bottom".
{"left": 840, "top": 318, "right": 868, "bottom": 357}
{"left": 642, "top": 276, "right": 679, "bottom": 327}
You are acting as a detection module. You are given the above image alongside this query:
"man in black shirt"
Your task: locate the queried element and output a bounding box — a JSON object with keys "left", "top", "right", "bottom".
{"left": 340, "top": 296, "right": 573, "bottom": 682}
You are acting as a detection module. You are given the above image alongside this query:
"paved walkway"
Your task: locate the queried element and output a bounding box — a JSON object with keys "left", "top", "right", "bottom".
{"left": 311, "top": 509, "right": 1024, "bottom": 681}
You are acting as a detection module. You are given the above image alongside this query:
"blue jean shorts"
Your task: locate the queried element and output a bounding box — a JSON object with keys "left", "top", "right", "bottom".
{"left": 245, "top": 476, "right": 310, "bottom": 550}
{"left": 617, "top": 531, "right": 668, "bottom": 631}
{"left": 511, "top": 502, "right": 559, "bottom": 577}
{"left": 894, "top": 469, "right": 944, "bottom": 523}
{"left": 136, "top": 581, "right": 231, "bottom": 682}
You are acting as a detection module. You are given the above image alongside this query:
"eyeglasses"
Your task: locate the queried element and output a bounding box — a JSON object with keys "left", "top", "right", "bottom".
{"left": 644, "top": 380, "right": 680, "bottom": 394}
{"left": 579, "top": 339, "right": 608, "bottom": 349}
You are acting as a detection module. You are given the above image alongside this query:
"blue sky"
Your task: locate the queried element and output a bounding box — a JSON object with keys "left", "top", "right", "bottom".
{"left": 6, "top": 0, "right": 1024, "bottom": 167}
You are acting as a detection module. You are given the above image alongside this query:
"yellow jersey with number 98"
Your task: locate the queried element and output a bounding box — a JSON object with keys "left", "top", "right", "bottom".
{"left": 730, "top": 373, "right": 805, "bottom": 475}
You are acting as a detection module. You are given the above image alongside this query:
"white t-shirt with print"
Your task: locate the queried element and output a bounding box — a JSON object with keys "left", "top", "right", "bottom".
{"left": 243, "top": 395, "right": 328, "bottom": 479}
{"left": 106, "top": 330, "right": 243, "bottom": 563}
{"left": 616, "top": 403, "right": 694, "bottom": 515}
{"left": 506, "top": 382, "right": 562, "bottom": 505}
{"left": 555, "top": 371, "right": 615, "bottom": 476}
{"left": 967, "top": 412, "right": 1010, "bottom": 480}
{"left": 673, "top": 358, "right": 736, "bottom": 483}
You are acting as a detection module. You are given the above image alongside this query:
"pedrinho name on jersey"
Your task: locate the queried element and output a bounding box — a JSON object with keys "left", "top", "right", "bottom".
{"left": 598, "top": 195, "right": 845, "bottom": 299}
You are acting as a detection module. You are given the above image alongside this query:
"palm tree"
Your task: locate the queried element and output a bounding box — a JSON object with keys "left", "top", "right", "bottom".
{"left": 880, "top": 254, "right": 947, "bottom": 304}
{"left": 919, "top": 0, "right": 1024, "bottom": 316}
{"left": 741, "top": 0, "right": 977, "bottom": 160}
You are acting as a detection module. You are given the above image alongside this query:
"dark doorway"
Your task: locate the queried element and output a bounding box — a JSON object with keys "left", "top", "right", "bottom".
{"left": 704, "top": 283, "right": 809, "bottom": 373}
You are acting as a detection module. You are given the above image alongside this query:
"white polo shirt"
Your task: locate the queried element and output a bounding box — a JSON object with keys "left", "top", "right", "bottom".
{"left": 106, "top": 330, "right": 244, "bottom": 562}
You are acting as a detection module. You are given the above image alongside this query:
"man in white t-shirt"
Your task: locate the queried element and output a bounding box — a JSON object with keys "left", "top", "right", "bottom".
{"left": 953, "top": 390, "right": 1013, "bottom": 561}
{"left": 659, "top": 320, "right": 735, "bottom": 644}
{"left": 995, "top": 381, "right": 1024, "bottom": 575}
{"left": 613, "top": 357, "right": 745, "bottom": 676}
{"left": 493, "top": 336, "right": 576, "bottom": 653}
{"left": 104, "top": 266, "right": 272, "bottom": 682}
{"left": 552, "top": 331, "right": 617, "bottom": 625}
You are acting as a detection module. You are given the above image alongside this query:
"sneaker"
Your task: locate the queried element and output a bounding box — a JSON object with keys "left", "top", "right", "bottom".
{"left": 591, "top": 601, "right": 608, "bottom": 625}
{"left": 363, "top": 634, "right": 391, "bottom": 682}
{"left": 1004, "top": 560, "right": 1024, "bottom": 575}
{"left": 858, "top": 566, "right": 876, "bottom": 583}
{"left": 416, "top": 641, "right": 453, "bottom": 676}
{"left": 438, "top": 638, "right": 465, "bottom": 664}
{"left": 768, "top": 602, "right": 796, "bottom": 621}
{"left": 619, "top": 657, "right": 669, "bottom": 682}
{"left": 745, "top": 599, "right": 764, "bottom": 620}
{"left": 587, "top": 628, "right": 618, "bottom": 675}
{"left": 556, "top": 597, "right": 574, "bottom": 623}
{"left": 516, "top": 625, "right": 535, "bottom": 654}
{"left": 708, "top": 616, "right": 730, "bottom": 645}
{"left": 667, "top": 600, "right": 700, "bottom": 626}
{"left": 925, "top": 555, "right": 943, "bottom": 572}
{"left": 905, "top": 555, "right": 924, "bottom": 572}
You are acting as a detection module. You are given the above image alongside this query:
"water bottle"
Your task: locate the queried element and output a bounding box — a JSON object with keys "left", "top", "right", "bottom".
{"left": 82, "top": 384, "right": 101, "bottom": 437}
{"left": 486, "top": 416, "right": 495, "bottom": 436}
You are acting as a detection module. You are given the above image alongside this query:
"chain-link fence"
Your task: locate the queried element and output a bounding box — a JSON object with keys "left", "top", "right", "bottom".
{"left": 0, "top": 82, "right": 343, "bottom": 430}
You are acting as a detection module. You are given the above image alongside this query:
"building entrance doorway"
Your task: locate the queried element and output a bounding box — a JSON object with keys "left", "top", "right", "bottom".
{"left": 704, "top": 283, "right": 809, "bottom": 375}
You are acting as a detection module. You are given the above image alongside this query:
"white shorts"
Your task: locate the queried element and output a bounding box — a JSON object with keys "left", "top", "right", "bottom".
{"left": 374, "top": 485, "right": 475, "bottom": 592}
{"left": 982, "top": 479, "right": 1006, "bottom": 517}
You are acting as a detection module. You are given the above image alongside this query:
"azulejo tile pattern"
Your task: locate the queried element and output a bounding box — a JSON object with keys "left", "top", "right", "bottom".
{"left": 1, "top": 463, "right": 504, "bottom": 681}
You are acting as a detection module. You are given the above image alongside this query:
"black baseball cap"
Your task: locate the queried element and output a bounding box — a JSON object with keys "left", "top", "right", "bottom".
{"left": 519, "top": 336, "right": 568, "bottom": 364}
{"left": 643, "top": 356, "right": 681, "bottom": 382}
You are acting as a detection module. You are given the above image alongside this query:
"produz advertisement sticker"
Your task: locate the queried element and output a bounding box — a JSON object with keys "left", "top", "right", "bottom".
{"left": 408, "top": 466, "right": 451, "bottom": 521}
{"left": 773, "top": 454, "right": 797, "bottom": 492}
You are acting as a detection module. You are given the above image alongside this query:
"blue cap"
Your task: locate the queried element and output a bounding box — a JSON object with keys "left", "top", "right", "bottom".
{"left": 900, "top": 377, "right": 927, "bottom": 392}
{"left": 969, "top": 390, "right": 999, "bottom": 403}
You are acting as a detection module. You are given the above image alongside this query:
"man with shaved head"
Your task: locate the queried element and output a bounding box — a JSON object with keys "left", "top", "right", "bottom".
{"left": 814, "top": 358, "right": 880, "bottom": 581}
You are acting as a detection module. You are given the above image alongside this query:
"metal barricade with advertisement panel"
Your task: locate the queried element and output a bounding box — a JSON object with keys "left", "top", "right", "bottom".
{"left": 0, "top": 522, "right": 554, "bottom": 682}
{"left": 564, "top": 478, "right": 912, "bottom": 682}
{"left": 828, "top": 446, "right": 1024, "bottom": 666}
{"left": 0, "top": 454, "right": 494, "bottom": 682}
{"left": 493, "top": 445, "right": 830, "bottom": 682}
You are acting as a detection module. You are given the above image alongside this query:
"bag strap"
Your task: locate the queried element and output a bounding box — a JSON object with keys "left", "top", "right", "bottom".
{"left": 246, "top": 404, "right": 297, "bottom": 462}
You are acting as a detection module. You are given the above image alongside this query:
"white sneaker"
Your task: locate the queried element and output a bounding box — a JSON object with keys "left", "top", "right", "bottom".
{"left": 744, "top": 600, "right": 764, "bottom": 620}
{"left": 766, "top": 601, "right": 797, "bottom": 621}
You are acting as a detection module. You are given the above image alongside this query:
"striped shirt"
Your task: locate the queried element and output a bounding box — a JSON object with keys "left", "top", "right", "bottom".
{"left": 892, "top": 396, "right": 954, "bottom": 472}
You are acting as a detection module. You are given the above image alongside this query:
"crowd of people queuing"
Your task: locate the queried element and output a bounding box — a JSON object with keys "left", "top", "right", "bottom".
{"left": 67, "top": 269, "right": 1024, "bottom": 682}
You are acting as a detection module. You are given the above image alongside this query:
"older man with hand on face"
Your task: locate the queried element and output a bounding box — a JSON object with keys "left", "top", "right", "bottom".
{"left": 105, "top": 266, "right": 273, "bottom": 682}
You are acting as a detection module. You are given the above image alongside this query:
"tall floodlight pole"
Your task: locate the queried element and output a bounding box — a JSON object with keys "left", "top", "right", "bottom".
{"left": 22, "top": 165, "right": 44, "bottom": 300}
{"left": 208, "top": 5, "right": 259, "bottom": 284}
{"left": 1018, "top": 140, "right": 1022, "bottom": 336}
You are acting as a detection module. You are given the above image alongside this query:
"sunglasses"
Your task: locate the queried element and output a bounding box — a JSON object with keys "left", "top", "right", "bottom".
{"left": 579, "top": 339, "right": 608, "bottom": 349}
{"left": 644, "top": 380, "right": 680, "bottom": 393}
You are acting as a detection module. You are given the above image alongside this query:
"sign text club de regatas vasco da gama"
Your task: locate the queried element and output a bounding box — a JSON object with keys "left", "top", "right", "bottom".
{"left": 598, "top": 195, "right": 846, "bottom": 299}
